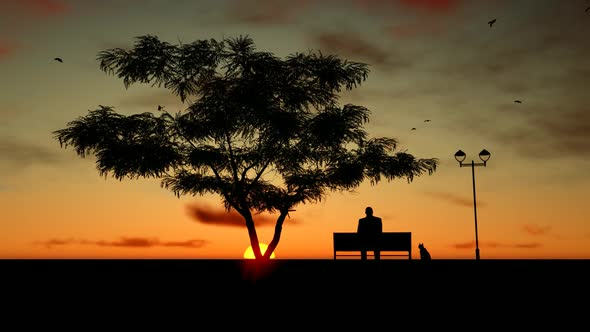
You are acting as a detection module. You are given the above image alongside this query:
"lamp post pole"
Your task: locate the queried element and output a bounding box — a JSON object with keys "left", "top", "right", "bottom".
{"left": 454, "top": 149, "right": 491, "bottom": 261}
{"left": 470, "top": 160, "right": 480, "bottom": 261}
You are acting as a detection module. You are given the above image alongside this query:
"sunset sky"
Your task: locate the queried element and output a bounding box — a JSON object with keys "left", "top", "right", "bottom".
{"left": 1, "top": 0, "right": 589, "bottom": 259}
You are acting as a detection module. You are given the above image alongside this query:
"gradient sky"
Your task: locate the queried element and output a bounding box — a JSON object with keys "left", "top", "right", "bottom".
{"left": 1, "top": 0, "right": 589, "bottom": 259}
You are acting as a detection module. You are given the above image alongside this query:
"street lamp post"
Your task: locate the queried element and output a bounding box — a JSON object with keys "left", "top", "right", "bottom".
{"left": 454, "top": 149, "right": 491, "bottom": 261}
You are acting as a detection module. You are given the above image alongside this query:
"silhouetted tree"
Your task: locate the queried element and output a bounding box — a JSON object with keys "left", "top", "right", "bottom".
{"left": 53, "top": 35, "right": 438, "bottom": 260}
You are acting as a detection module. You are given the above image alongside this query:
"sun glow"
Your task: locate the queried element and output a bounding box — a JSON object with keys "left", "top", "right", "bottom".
{"left": 243, "top": 243, "right": 276, "bottom": 259}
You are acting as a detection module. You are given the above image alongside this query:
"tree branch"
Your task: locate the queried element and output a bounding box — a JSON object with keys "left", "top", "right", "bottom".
{"left": 225, "top": 133, "right": 240, "bottom": 184}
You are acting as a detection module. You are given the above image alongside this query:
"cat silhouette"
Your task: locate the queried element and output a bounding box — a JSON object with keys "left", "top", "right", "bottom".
{"left": 418, "top": 243, "right": 431, "bottom": 260}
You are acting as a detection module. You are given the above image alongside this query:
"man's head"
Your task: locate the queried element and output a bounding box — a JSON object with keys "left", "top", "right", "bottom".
{"left": 365, "top": 207, "right": 373, "bottom": 216}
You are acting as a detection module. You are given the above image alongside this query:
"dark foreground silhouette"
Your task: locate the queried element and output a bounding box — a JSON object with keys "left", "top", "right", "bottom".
{"left": 3, "top": 258, "right": 588, "bottom": 291}
{"left": 418, "top": 243, "right": 432, "bottom": 260}
{"left": 357, "top": 206, "right": 383, "bottom": 260}
{"left": 1, "top": 259, "right": 588, "bottom": 322}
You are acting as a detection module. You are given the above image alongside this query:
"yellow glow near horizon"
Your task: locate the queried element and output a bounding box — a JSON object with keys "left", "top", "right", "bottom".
{"left": 243, "top": 243, "right": 276, "bottom": 259}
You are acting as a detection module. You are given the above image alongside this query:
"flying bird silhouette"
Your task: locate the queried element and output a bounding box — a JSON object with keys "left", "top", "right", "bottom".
{"left": 411, "top": 127, "right": 416, "bottom": 131}
{"left": 488, "top": 18, "right": 496, "bottom": 27}
{"left": 514, "top": 100, "right": 522, "bottom": 103}
{"left": 424, "top": 119, "right": 431, "bottom": 122}
{"left": 54, "top": 57, "right": 63, "bottom": 63}
{"left": 157, "top": 105, "right": 163, "bottom": 111}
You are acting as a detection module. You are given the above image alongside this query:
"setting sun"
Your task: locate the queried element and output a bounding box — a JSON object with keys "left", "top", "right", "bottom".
{"left": 243, "top": 243, "right": 276, "bottom": 259}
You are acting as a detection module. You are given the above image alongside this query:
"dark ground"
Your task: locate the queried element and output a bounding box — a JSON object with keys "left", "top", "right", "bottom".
{"left": 2, "top": 259, "right": 588, "bottom": 324}
{"left": 3, "top": 258, "right": 588, "bottom": 293}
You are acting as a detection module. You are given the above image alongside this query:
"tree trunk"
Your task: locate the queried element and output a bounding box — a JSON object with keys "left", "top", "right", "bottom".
{"left": 242, "top": 211, "right": 263, "bottom": 259}
{"left": 263, "top": 211, "right": 289, "bottom": 259}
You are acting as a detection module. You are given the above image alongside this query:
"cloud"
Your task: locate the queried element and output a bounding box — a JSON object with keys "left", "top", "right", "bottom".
{"left": 185, "top": 202, "right": 300, "bottom": 227}
{"left": 491, "top": 106, "right": 590, "bottom": 161}
{"left": 384, "top": 21, "right": 444, "bottom": 39}
{"left": 353, "top": 0, "right": 471, "bottom": 38}
{"left": 483, "top": 19, "right": 590, "bottom": 161}
{"left": 291, "top": 2, "right": 590, "bottom": 169}
{"left": 36, "top": 237, "right": 208, "bottom": 249}
{"left": 0, "top": 103, "right": 34, "bottom": 122}
{"left": 528, "top": 107, "right": 590, "bottom": 158}
{"left": 452, "top": 240, "right": 542, "bottom": 249}
{"left": 0, "top": 137, "right": 65, "bottom": 170}
{"left": 2, "top": 0, "right": 70, "bottom": 17}
{"left": 227, "top": 0, "right": 315, "bottom": 24}
{"left": 396, "top": 0, "right": 463, "bottom": 12}
{"left": 310, "top": 32, "right": 411, "bottom": 71}
{"left": 522, "top": 224, "right": 552, "bottom": 236}
{"left": 0, "top": 40, "right": 19, "bottom": 60}
{"left": 423, "top": 191, "right": 486, "bottom": 208}
{"left": 225, "top": 0, "right": 466, "bottom": 27}
{"left": 38, "top": 238, "right": 75, "bottom": 248}
{"left": 0, "top": 0, "right": 69, "bottom": 61}
{"left": 415, "top": 4, "right": 590, "bottom": 164}
{"left": 313, "top": 32, "right": 388, "bottom": 66}
{"left": 353, "top": 0, "right": 464, "bottom": 13}
{"left": 453, "top": 226, "right": 567, "bottom": 249}
{"left": 520, "top": 224, "right": 567, "bottom": 241}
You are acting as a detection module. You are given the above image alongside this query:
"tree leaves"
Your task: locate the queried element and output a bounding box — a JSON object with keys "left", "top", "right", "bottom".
{"left": 54, "top": 34, "right": 439, "bottom": 259}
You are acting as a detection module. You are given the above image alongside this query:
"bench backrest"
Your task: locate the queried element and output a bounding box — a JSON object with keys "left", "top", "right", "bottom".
{"left": 333, "top": 232, "right": 412, "bottom": 259}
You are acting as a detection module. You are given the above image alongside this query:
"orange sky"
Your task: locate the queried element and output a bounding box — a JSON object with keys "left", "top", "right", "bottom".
{"left": 1, "top": 0, "right": 589, "bottom": 259}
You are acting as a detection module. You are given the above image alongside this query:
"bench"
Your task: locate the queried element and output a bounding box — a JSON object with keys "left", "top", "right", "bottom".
{"left": 333, "top": 232, "right": 412, "bottom": 260}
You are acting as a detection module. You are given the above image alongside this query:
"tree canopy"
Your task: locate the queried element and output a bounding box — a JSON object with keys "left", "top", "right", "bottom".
{"left": 53, "top": 35, "right": 438, "bottom": 259}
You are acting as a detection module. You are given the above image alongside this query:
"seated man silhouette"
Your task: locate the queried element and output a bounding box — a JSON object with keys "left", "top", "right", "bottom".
{"left": 357, "top": 206, "right": 383, "bottom": 260}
